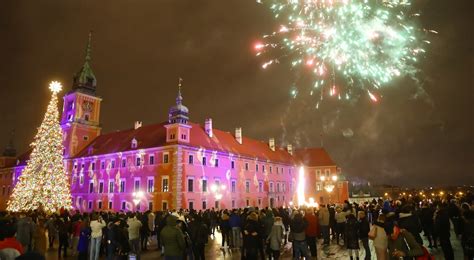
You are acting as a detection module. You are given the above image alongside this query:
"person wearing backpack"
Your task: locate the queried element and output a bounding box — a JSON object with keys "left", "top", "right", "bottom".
{"left": 188, "top": 214, "right": 208, "bottom": 260}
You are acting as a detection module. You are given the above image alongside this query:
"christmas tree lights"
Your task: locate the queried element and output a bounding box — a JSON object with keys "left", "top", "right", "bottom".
{"left": 7, "top": 81, "right": 72, "bottom": 213}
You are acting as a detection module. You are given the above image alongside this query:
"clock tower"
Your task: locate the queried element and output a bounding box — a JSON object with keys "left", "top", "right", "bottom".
{"left": 61, "top": 32, "right": 102, "bottom": 158}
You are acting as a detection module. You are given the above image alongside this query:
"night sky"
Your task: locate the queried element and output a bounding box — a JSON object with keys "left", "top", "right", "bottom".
{"left": 0, "top": 0, "right": 472, "bottom": 187}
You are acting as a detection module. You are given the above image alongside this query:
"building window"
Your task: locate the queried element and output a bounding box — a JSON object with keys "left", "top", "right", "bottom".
{"left": 2, "top": 186, "right": 5, "bottom": 196}
{"left": 277, "top": 182, "right": 280, "bottom": 193}
{"left": 78, "top": 197, "right": 83, "bottom": 208}
{"left": 109, "top": 180, "right": 114, "bottom": 193}
{"left": 121, "top": 201, "right": 126, "bottom": 210}
{"left": 188, "top": 155, "right": 193, "bottom": 164}
{"left": 73, "top": 162, "right": 78, "bottom": 170}
{"left": 215, "top": 200, "right": 219, "bottom": 209}
{"left": 245, "top": 163, "right": 249, "bottom": 171}
{"left": 214, "top": 159, "right": 219, "bottom": 167}
{"left": 246, "top": 199, "right": 250, "bottom": 207}
{"left": 89, "top": 182, "right": 94, "bottom": 193}
{"left": 136, "top": 157, "right": 141, "bottom": 166}
{"left": 81, "top": 163, "right": 85, "bottom": 169}
{"left": 256, "top": 164, "right": 258, "bottom": 172}
{"left": 147, "top": 178, "right": 154, "bottom": 192}
{"left": 188, "top": 201, "right": 194, "bottom": 210}
{"left": 162, "top": 201, "right": 168, "bottom": 210}
{"left": 316, "top": 183, "right": 321, "bottom": 191}
{"left": 231, "top": 180, "right": 236, "bottom": 193}
{"left": 202, "top": 157, "right": 206, "bottom": 166}
{"left": 289, "top": 168, "right": 292, "bottom": 174}
{"left": 270, "top": 166, "right": 272, "bottom": 173}
{"left": 98, "top": 201, "right": 103, "bottom": 209}
{"left": 136, "top": 203, "right": 141, "bottom": 211}
{"left": 163, "top": 153, "right": 169, "bottom": 164}
{"left": 88, "top": 201, "right": 92, "bottom": 210}
{"left": 149, "top": 155, "right": 155, "bottom": 165}
{"left": 108, "top": 201, "right": 113, "bottom": 210}
{"left": 282, "top": 182, "right": 286, "bottom": 192}
{"left": 99, "top": 181, "right": 104, "bottom": 193}
{"left": 120, "top": 179, "right": 125, "bottom": 193}
{"left": 162, "top": 177, "right": 169, "bottom": 192}
{"left": 202, "top": 179, "right": 207, "bottom": 192}
{"left": 181, "top": 134, "right": 187, "bottom": 140}
{"left": 202, "top": 201, "right": 207, "bottom": 210}
{"left": 258, "top": 181, "right": 263, "bottom": 193}
{"left": 232, "top": 200, "right": 235, "bottom": 208}
{"left": 245, "top": 181, "right": 250, "bottom": 193}
{"left": 270, "top": 182, "right": 274, "bottom": 193}
{"left": 91, "top": 162, "right": 95, "bottom": 170}
{"left": 170, "top": 133, "right": 175, "bottom": 140}
{"left": 276, "top": 167, "right": 279, "bottom": 174}
{"left": 258, "top": 198, "right": 262, "bottom": 206}
{"left": 134, "top": 179, "right": 140, "bottom": 192}
{"left": 188, "top": 179, "right": 194, "bottom": 192}
{"left": 316, "top": 169, "right": 321, "bottom": 176}
{"left": 79, "top": 175, "right": 84, "bottom": 185}
{"left": 101, "top": 161, "right": 105, "bottom": 169}
{"left": 148, "top": 202, "right": 153, "bottom": 211}
{"left": 231, "top": 161, "right": 235, "bottom": 169}
{"left": 111, "top": 160, "right": 115, "bottom": 169}
{"left": 262, "top": 165, "right": 265, "bottom": 172}
{"left": 122, "top": 158, "right": 126, "bottom": 168}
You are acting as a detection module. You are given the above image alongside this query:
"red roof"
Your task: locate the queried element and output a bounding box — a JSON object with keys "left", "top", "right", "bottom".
{"left": 294, "top": 147, "right": 336, "bottom": 167}
{"left": 74, "top": 122, "right": 295, "bottom": 164}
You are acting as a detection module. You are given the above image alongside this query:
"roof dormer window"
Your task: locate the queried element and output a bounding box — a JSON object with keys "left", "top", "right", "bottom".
{"left": 131, "top": 138, "right": 138, "bottom": 149}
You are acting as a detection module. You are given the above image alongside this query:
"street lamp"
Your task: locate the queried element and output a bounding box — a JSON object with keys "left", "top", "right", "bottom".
{"left": 320, "top": 175, "right": 338, "bottom": 203}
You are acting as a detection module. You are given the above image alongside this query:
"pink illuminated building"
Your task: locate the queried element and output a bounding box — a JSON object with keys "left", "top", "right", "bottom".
{"left": 0, "top": 36, "right": 348, "bottom": 212}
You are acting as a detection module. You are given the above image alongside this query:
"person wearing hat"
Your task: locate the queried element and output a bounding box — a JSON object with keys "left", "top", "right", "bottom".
{"left": 160, "top": 215, "right": 186, "bottom": 260}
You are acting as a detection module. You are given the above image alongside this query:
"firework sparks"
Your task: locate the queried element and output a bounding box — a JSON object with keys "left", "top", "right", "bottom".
{"left": 256, "top": 0, "right": 431, "bottom": 103}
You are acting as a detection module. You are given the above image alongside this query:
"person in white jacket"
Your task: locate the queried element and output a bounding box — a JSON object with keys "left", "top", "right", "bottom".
{"left": 89, "top": 214, "right": 106, "bottom": 260}
{"left": 127, "top": 214, "right": 143, "bottom": 259}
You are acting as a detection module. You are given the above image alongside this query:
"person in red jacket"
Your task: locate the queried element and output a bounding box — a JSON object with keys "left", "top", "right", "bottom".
{"left": 304, "top": 208, "right": 320, "bottom": 257}
{"left": 0, "top": 221, "right": 24, "bottom": 259}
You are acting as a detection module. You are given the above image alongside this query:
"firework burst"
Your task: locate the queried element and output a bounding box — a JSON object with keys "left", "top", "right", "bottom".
{"left": 256, "top": 0, "right": 434, "bottom": 104}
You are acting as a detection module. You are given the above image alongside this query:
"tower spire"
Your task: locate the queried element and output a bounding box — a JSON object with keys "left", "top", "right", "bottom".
{"left": 177, "top": 77, "right": 183, "bottom": 105}
{"left": 3, "top": 129, "right": 16, "bottom": 157}
{"left": 168, "top": 77, "right": 189, "bottom": 124}
{"left": 72, "top": 31, "right": 97, "bottom": 94}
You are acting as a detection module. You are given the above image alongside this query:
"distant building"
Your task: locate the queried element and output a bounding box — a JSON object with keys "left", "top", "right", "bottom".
{"left": 0, "top": 35, "right": 349, "bottom": 212}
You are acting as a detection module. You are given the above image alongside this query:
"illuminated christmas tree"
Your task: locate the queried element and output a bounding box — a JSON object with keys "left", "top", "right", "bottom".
{"left": 7, "top": 81, "right": 72, "bottom": 213}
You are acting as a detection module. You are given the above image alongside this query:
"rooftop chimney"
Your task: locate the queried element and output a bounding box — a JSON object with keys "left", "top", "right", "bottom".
{"left": 235, "top": 127, "right": 242, "bottom": 144}
{"left": 205, "top": 118, "right": 213, "bottom": 137}
{"left": 287, "top": 144, "right": 293, "bottom": 155}
{"left": 134, "top": 121, "right": 142, "bottom": 129}
{"left": 269, "top": 138, "right": 275, "bottom": 151}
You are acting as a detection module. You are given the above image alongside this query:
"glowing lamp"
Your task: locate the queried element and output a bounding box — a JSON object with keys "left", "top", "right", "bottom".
{"left": 320, "top": 176, "right": 326, "bottom": 181}
{"left": 331, "top": 175, "right": 338, "bottom": 181}
{"left": 210, "top": 184, "right": 218, "bottom": 193}
{"left": 215, "top": 194, "right": 223, "bottom": 200}
{"left": 384, "top": 192, "right": 388, "bottom": 196}
{"left": 221, "top": 185, "right": 226, "bottom": 190}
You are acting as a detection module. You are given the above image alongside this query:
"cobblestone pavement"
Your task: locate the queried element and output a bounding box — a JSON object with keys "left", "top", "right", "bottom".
{"left": 44, "top": 229, "right": 464, "bottom": 259}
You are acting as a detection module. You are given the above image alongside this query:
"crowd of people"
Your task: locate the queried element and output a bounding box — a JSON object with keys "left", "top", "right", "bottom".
{"left": 0, "top": 196, "right": 473, "bottom": 260}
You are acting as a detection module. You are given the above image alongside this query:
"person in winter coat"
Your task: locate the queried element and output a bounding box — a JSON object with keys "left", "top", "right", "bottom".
{"left": 335, "top": 206, "right": 347, "bottom": 245}
{"left": 345, "top": 214, "right": 360, "bottom": 260}
{"left": 243, "top": 212, "right": 261, "bottom": 259}
{"left": 77, "top": 219, "right": 91, "bottom": 260}
{"left": 89, "top": 214, "right": 106, "bottom": 260}
{"left": 127, "top": 213, "right": 143, "bottom": 259}
{"left": 229, "top": 209, "right": 242, "bottom": 248}
{"left": 397, "top": 205, "right": 423, "bottom": 245}
{"left": 188, "top": 214, "right": 208, "bottom": 260}
{"left": 290, "top": 212, "right": 311, "bottom": 259}
{"left": 267, "top": 216, "right": 284, "bottom": 260}
{"left": 160, "top": 215, "right": 186, "bottom": 260}
{"left": 461, "top": 208, "right": 474, "bottom": 260}
{"left": 57, "top": 216, "right": 71, "bottom": 258}
{"left": 32, "top": 218, "right": 47, "bottom": 256}
{"left": 387, "top": 225, "right": 423, "bottom": 260}
{"left": 319, "top": 205, "right": 330, "bottom": 245}
{"left": 16, "top": 214, "right": 34, "bottom": 252}
{"left": 420, "top": 203, "right": 436, "bottom": 248}
{"left": 435, "top": 203, "right": 454, "bottom": 260}
{"left": 304, "top": 209, "right": 319, "bottom": 257}
{"left": 45, "top": 215, "right": 58, "bottom": 249}
{"left": 358, "top": 211, "right": 371, "bottom": 260}
{"left": 220, "top": 210, "right": 231, "bottom": 248}
{"left": 369, "top": 214, "right": 388, "bottom": 260}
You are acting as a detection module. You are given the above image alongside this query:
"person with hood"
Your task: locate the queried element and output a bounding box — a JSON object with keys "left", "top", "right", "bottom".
{"left": 243, "top": 212, "right": 261, "bottom": 259}
{"left": 369, "top": 214, "right": 388, "bottom": 260}
{"left": 229, "top": 209, "right": 242, "bottom": 249}
{"left": 397, "top": 205, "right": 423, "bottom": 245}
{"left": 188, "top": 214, "right": 208, "bottom": 260}
{"left": 290, "top": 212, "right": 311, "bottom": 259}
{"left": 160, "top": 215, "right": 186, "bottom": 260}
{"left": 267, "top": 216, "right": 284, "bottom": 260}
{"left": 345, "top": 213, "right": 360, "bottom": 260}
{"left": 358, "top": 211, "right": 371, "bottom": 260}
{"left": 387, "top": 224, "right": 423, "bottom": 260}
{"left": 304, "top": 208, "right": 319, "bottom": 257}
{"left": 435, "top": 202, "right": 454, "bottom": 260}
{"left": 319, "top": 204, "right": 330, "bottom": 245}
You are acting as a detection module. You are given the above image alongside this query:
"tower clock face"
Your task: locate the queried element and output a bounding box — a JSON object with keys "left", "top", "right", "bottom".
{"left": 82, "top": 101, "right": 93, "bottom": 112}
